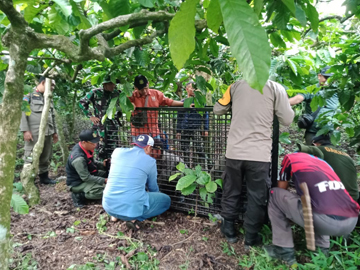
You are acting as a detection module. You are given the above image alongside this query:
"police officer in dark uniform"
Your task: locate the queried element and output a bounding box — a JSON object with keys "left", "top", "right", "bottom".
{"left": 20, "top": 77, "right": 57, "bottom": 184}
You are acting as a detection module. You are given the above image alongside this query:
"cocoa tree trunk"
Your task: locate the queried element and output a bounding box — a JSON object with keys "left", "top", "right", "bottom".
{"left": 0, "top": 38, "right": 29, "bottom": 270}
{"left": 20, "top": 79, "right": 53, "bottom": 207}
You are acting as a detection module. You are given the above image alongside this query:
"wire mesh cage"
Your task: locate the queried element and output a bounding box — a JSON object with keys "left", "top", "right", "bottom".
{"left": 104, "top": 107, "right": 279, "bottom": 218}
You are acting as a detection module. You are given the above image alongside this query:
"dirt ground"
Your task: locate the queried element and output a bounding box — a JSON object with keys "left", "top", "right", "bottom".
{"left": 10, "top": 175, "right": 245, "bottom": 270}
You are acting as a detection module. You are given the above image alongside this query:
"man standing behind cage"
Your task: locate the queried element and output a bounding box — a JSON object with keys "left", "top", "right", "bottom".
{"left": 289, "top": 66, "right": 339, "bottom": 145}
{"left": 20, "top": 77, "right": 58, "bottom": 185}
{"left": 79, "top": 76, "right": 122, "bottom": 160}
{"left": 128, "top": 75, "right": 185, "bottom": 139}
{"left": 213, "top": 80, "right": 294, "bottom": 247}
{"left": 176, "top": 81, "right": 209, "bottom": 169}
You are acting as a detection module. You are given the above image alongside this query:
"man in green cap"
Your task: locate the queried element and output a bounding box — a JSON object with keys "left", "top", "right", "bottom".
{"left": 66, "top": 130, "right": 108, "bottom": 207}
{"left": 20, "top": 76, "right": 58, "bottom": 185}
{"left": 79, "top": 76, "right": 122, "bottom": 160}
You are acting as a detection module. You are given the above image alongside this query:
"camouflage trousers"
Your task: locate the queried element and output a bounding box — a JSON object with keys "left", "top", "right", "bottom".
{"left": 92, "top": 124, "right": 119, "bottom": 161}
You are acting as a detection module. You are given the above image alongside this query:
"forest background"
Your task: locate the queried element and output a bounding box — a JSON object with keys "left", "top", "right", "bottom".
{"left": 1, "top": 0, "right": 360, "bottom": 268}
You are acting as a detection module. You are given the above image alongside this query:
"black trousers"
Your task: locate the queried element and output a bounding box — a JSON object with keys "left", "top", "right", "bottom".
{"left": 221, "top": 158, "right": 271, "bottom": 234}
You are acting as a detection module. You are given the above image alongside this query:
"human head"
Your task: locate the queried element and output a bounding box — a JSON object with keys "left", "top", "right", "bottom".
{"left": 318, "top": 66, "right": 333, "bottom": 86}
{"left": 186, "top": 81, "right": 195, "bottom": 97}
{"left": 134, "top": 75, "right": 149, "bottom": 96}
{"left": 312, "top": 134, "right": 332, "bottom": 146}
{"left": 151, "top": 139, "right": 164, "bottom": 159}
{"left": 102, "top": 76, "right": 116, "bottom": 92}
{"left": 131, "top": 134, "right": 154, "bottom": 155}
{"left": 36, "top": 77, "right": 56, "bottom": 93}
{"left": 79, "top": 130, "right": 100, "bottom": 152}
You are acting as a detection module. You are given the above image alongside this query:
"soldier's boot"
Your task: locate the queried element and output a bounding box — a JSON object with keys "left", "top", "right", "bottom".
{"left": 244, "top": 232, "right": 263, "bottom": 251}
{"left": 71, "top": 192, "right": 86, "bottom": 208}
{"left": 220, "top": 219, "right": 238, "bottom": 243}
{"left": 39, "top": 172, "right": 56, "bottom": 185}
{"left": 264, "top": 245, "right": 297, "bottom": 266}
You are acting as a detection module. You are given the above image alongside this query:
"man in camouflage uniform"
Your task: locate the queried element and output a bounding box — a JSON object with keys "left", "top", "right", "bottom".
{"left": 20, "top": 77, "right": 58, "bottom": 184}
{"left": 79, "top": 77, "right": 122, "bottom": 160}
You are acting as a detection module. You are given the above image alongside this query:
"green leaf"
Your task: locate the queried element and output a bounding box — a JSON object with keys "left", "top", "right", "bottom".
{"left": 21, "top": 100, "right": 31, "bottom": 116}
{"left": 196, "top": 67, "right": 212, "bottom": 75}
{"left": 253, "top": 0, "right": 263, "bottom": 17}
{"left": 304, "top": 4, "right": 319, "bottom": 32}
{"left": 134, "top": 48, "right": 150, "bottom": 67}
{"left": 215, "top": 179, "right": 223, "bottom": 189}
{"left": 196, "top": 172, "right": 210, "bottom": 185}
{"left": 330, "top": 130, "right": 341, "bottom": 145}
{"left": 106, "top": 97, "right": 117, "bottom": 120}
{"left": 279, "top": 132, "right": 291, "bottom": 144}
{"left": 13, "top": 182, "right": 24, "bottom": 193}
{"left": 270, "top": 32, "right": 286, "bottom": 48}
{"left": 207, "top": 0, "right": 223, "bottom": 34}
{"left": 24, "top": 4, "right": 47, "bottom": 23}
{"left": 209, "top": 39, "right": 219, "bottom": 57}
{"left": 100, "top": 0, "right": 131, "bottom": 20}
{"left": 199, "top": 187, "right": 207, "bottom": 201}
{"left": 183, "top": 168, "right": 195, "bottom": 175}
{"left": 70, "top": 0, "right": 91, "bottom": 29}
{"left": 11, "top": 193, "right": 29, "bottom": 214}
{"left": 295, "top": 4, "right": 307, "bottom": 27}
{"left": 220, "top": 0, "right": 271, "bottom": 92}
{"left": 195, "top": 75, "right": 207, "bottom": 93}
{"left": 194, "top": 91, "right": 206, "bottom": 107}
{"left": 169, "top": 0, "right": 199, "bottom": 70}
{"left": 119, "top": 92, "right": 135, "bottom": 113}
{"left": 176, "top": 175, "right": 197, "bottom": 190}
{"left": 176, "top": 162, "right": 186, "bottom": 172}
{"left": 53, "top": 0, "right": 72, "bottom": 17}
{"left": 137, "top": 252, "right": 149, "bottom": 262}
{"left": 181, "top": 184, "right": 197, "bottom": 195}
{"left": 281, "top": 0, "right": 295, "bottom": 15}
{"left": 184, "top": 97, "right": 194, "bottom": 108}
{"left": 169, "top": 173, "right": 181, "bottom": 181}
{"left": 139, "top": 0, "right": 154, "bottom": 8}
{"left": 48, "top": 6, "right": 70, "bottom": 35}
{"left": 286, "top": 59, "right": 298, "bottom": 76}
{"left": 206, "top": 181, "right": 217, "bottom": 193}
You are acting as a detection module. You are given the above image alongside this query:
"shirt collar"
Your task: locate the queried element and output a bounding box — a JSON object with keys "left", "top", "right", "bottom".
{"left": 78, "top": 142, "right": 93, "bottom": 158}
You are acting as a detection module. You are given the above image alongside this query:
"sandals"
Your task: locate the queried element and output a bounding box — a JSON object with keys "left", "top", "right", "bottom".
{"left": 126, "top": 220, "right": 142, "bottom": 231}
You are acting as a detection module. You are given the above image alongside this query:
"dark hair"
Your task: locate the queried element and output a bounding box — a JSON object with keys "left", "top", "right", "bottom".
{"left": 38, "top": 76, "right": 46, "bottom": 84}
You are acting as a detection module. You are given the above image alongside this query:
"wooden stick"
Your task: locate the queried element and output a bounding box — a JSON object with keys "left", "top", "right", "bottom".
{"left": 299, "top": 182, "right": 316, "bottom": 251}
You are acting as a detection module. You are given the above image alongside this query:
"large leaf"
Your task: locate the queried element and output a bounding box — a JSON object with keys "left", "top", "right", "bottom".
{"left": 138, "top": 0, "right": 155, "bottom": 8}
{"left": 286, "top": 59, "right": 298, "bottom": 76}
{"left": 199, "top": 187, "right": 207, "bottom": 201}
{"left": 253, "top": 0, "right": 263, "bottom": 16}
{"left": 53, "top": 0, "right": 72, "bottom": 17}
{"left": 100, "top": 0, "right": 131, "bottom": 20}
{"left": 169, "top": 0, "right": 199, "bottom": 70}
{"left": 181, "top": 184, "right": 197, "bottom": 195}
{"left": 281, "top": 0, "right": 295, "bottom": 15}
{"left": 295, "top": 4, "right": 307, "bottom": 27}
{"left": 106, "top": 97, "right": 118, "bottom": 119}
{"left": 207, "top": 0, "right": 223, "bottom": 34}
{"left": 24, "top": 4, "right": 47, "bottom": 23}
{"left": 169, "top": 173, "right": 181, "bottom": 181}
{"left": 70, "top": 0, "right": 91, "bottom": 29}
{"left": 11, "top": 193, "right": 29, "bottom": 215}
{"left": 219, "top": 0, "right": 270, "bottom": 92}
{"left": 176, "top": 175, "right": 197, "bottom": 190}
{"left": 176, "top": 162, "right": 186, "bottom": 172}
{"left": 205, "top": 181, "right": 217, "bottom": 193}
{"left": 48, "top": 6, "right": 70, "bottom": 35}
{"left": 304, "top": 4, "right": 319, "bottom": 32}
{"left": 215, "top": 179, "right": 223, "bottom": 189}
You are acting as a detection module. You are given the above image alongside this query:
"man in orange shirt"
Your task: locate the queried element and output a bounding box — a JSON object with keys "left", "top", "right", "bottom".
{"left": 129, "top": 75, "right": 184, "bottom": 139}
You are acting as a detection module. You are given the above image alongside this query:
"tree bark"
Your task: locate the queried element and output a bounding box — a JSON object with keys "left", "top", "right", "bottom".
{"left": 20, "top": 79, "right": 53, "bottom": 207}
{"left": 0, "top": 33, "right": 29, "bottom": 270}
{"left": 54, "top": 109, "right": 69, "bottom": 164}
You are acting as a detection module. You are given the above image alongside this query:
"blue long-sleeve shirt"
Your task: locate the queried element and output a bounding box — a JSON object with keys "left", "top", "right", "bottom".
{"left": 102, "top": 146, "right": 158, "bottom": 218}
{"left": 176, "top": 99, "right": 209, "bottom": 133}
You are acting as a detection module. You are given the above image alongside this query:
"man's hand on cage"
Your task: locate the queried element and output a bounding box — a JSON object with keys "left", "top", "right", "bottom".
{"left": 90, "top": 116, "right": 100, "bottom": 125}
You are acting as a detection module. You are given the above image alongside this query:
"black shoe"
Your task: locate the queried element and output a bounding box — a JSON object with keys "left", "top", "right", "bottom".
{"left": 244, "top": 232, "right": 262, "bottom": 251}
{"left": 39, "top": 172, "right": 56, "bottom": 185}
{"left": 220, "top": 219, "right": 238, "bottom": 243}
{"left": 264, "top": 245, "right": 297, "bottom": 266}
{"left": 71, "top": 192, "right": 86, "bottom": 208}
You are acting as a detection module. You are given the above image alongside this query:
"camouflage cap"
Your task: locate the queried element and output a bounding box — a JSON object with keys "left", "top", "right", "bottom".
{"left": 320, "top": 66, "right": 334, "bottom": 77}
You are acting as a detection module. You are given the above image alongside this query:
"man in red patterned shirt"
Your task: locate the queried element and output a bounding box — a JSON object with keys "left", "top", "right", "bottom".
{"left": 265, "top": 152, "right": 360, "bottom": 265}
{"left": 129, "top": 75, "right": 184, "bottom": 138}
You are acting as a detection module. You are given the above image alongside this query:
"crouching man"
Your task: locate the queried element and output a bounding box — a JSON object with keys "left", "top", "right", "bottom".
{"left": 66, "top": 130, "right": 107, "bottom": 207}
{"left": 102, "top": 134, "right": 171, "bottom": 230}
{"left": 265, "top": 152, "right": 360, "bottom": 265}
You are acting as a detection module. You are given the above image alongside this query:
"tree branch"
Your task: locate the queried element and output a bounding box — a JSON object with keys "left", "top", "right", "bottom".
{"left": 0, "top": 0, "right": 28, "bottom": 30}
{"left": 0, "top": 52, "right": 71, "bottom": 64}
{"left": 71, "top": 64, "right": 83, "bottom": 83}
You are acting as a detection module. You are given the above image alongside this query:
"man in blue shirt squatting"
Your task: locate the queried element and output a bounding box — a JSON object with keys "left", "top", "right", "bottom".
{"left": 102, "top": 134, "right": 171, "bottom": 230}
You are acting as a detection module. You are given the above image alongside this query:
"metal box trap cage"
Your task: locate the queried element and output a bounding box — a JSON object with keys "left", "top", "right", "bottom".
{"left": 102, "top": 107, "right": 279, "bottom": 218}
